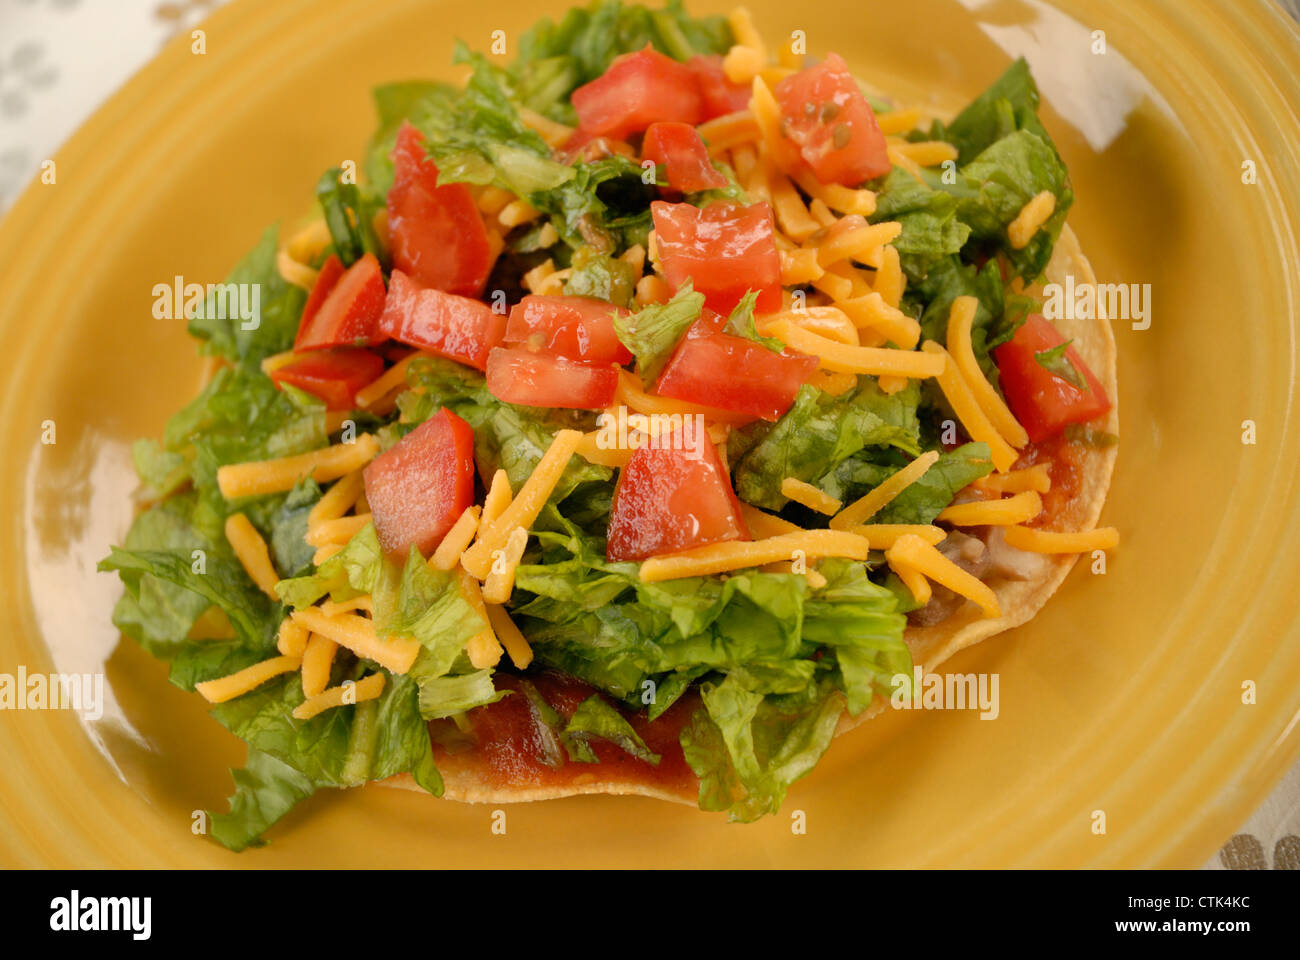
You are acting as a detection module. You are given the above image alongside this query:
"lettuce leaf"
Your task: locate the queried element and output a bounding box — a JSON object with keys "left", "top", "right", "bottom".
{"left": 611, "top": 283, "right": 704, "bottom": 383}
{"left": 685, "top": 674, "right": 845, "bottom": 821}
{"left": 565, "top": 694, "right": 661, "bottom": 764}
{"left": 935, "top": 58, "right": 1053, "bottom": 164}
{"left": 530, "top": 154, "right": 658, "bottom": 255}
{"left": 511, "top": 0, "right": 732, "bottom": 122}
{"left": 208, "top": 749, "right": 317, "bottom": 852}
{"left": 315, "top": 166, "right": 383, "bottom": 266}
{"left": 826, "top": 442, "right": 995, "bottom": 524}
{"left": 187, "top": 225, "right": 307, "bottom": 364}
{"left": 731, "top": 381, "right": 922, "bottom": 510}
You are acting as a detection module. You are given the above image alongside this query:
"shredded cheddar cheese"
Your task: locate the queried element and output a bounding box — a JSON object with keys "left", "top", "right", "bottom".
{"left": 499, "top": 199, "right": 541, "bottom": 228}
{"left": 517, "top": 106, "right": 574, "bottom": 148}
{"left": 813, "top": 220, "right": 902, "bottom": 269}
{"left": 480, "top": 469, "right": 513, "bottom": 529}
{"left": 318, "top": 595, "right": 372, "bottom": 619}
{"left": 938, "top": 490, "right": 1043, "bottom": 526}
{"left": 975, "top": 464, "right": 1052, "bottom": 495}
{"left": 462, "top": 430, "right": 581, "bottom": 580}
{"left": 217, "top": 435, "right": 380, "bottom": 500}
{"left": 486, "top": 603, "right": 533, "bottom": 669}
{"left": 838, "top": 293, "right": 921, "bottom": 349}
{"left": 876, "top": 108, "right": 921, "bottom": 135}
{"left": 946, "top": 296, "right": 1029, "bottom": 448}
{"left": 697, "top": 110, "right": 761, "bottom": 156}
{"left": 887, "top": 138, "right": 959, "bottom": 167}
{"left": 790, "top": 169, "right": 876, "bottom": 218}
{"left": 355, "top": 352, "right": 420, "bottom": 409}
{"left": 277, "top": 617, "right": 310, "bottom": 657}
{"left": 307, "top": 470, "right": 365, "bottom": 532}
{"left": 300, "top": 632, "right": 338, "bottom": 698}
{"left": 874, "top": 245, "right": 906, "bottom": 309}
{"left": 893, "top": 561, "right": 932, "bottom": 605}
{"left": 292, "top": 672, "right": 385, "bottom": 721}
{"left": 738, "top": 503, "right": 802, "bottom": 538}
{"left": 481, "top": 526, "right": 529, "bottom": 604}
{"left": 291, "top": 607, "right": 420, "bottom": 675}
{"left": 639, "top": 530, "right": 870, "bottom": 582}
{"left": 224, "top": 513, "right": 280, "bottom": 599}
{"left": 921, "top": 341, "right": 1019, "bottom": 473}
{"left": 851, "top": 524, "right": 946, "bottom": 549}
{"left": 305, "top": 514, "right": 372, "bottom": 548}
{"left": 1008, "top": 190, "right": 1057, "bottom": 249}
{"left": 830, "top": 451, "right": 940, "bottom": 530}
{"left": 312, "top": 543, "right": 344, "bottom": 566}
{"left": 276, "top": 249, "right": 318, "bottom": 290}
{"left": 576, "top": 430, "right": 634, "bottom": 468}
{"left": 781, "top": 477, "right": 842, "bottom": 515}
{"left": 885, "top": 534, "right": 1001, "bottom": 618}
{"left": 430, "top": 505, "right": 482, "bottom": 572}
{"left": 459, "top": 568, "right": 503, "bottom": 669}
{"left": 1003, "top": 525, "right": 1120, "bottom": 553}
{"left": 287, "top": 219, "right": 332, "bottom": 263}
{"left": 767, "top": 320, "right": 944, "bottom": 378}
{"left": 195, "top": 655, "right": 301, "bottom": 704}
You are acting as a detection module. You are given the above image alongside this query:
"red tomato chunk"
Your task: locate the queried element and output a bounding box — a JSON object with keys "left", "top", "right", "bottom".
{"left": 270, "top": 348, "right": 384, "bottom": 411}
{"left": 686, "top": 54, "right": 752, "bottom": 120}
{"left": 486, "top": 347, "right": 618, "bottom": 410}
{"left": 379, "top": 270, "right": 506, "bottom": 371}
{"left": 606, "top": 425, "right": 750, "bottom": 562}
{"left": 650, "top": 200, "right": 782, "bottom": 314}
{"left": 387, "top": 122, "right": 493, "bottom": 298}
{"left": 363, "top": 408, "right": 476, "bottom": 558}
{"left": 571, "top": 47, "right": 704, "bottom": 140}
{"left": 294, "top": 253, "right": 386, "bottom": 351}
{"left": 642, "top": 121, "right": 728, "bottom": 193}
{"left": 773, "top": 52, "right": 890, "bottom": 186}
{"left": 654, "top": 317, "right": 818, "bottom": 422}
{"left": 504, "top": 295, "right": 633, "bottom": 365}
{"left": 993, "top": 315, "right": 1111, "bottom": 443}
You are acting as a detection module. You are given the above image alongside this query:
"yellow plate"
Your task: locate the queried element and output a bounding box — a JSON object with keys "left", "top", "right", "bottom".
{"left": 2, "top": 0, "right": 1299, "bottom": 867}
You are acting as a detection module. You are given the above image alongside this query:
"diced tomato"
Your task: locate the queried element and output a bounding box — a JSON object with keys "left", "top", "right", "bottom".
{"left": 642, "top": 122, "right": 728, "bottom": 194}
{"left": 363, "top": 408, "right": 476, "bottom": 558}
{"left": 295, "top": 254, "right": 345, "bottom": 343}
{"left": 504, "top": 295, "right": 633, "bottom": 365}
{"left": 294, "top": 253, "right": 386, "bottom": 351}
{"left": 571, "top": 46, "right": 704, "bottom": 141}
{"left": 378, "top": 270, "right": 506, "bottom": 371}
{"left": 686, "top": 55, "right": 752, "bottom": 120}
{"left": 387, "top": 122, "right": 493, "bottom": 298}
{"left": 654, "top": 319, "right": 819, "bottom": 422}
{"left": 773, "top": 52, "right": 890, "bottom": 186}
{"left": 651, "top": 200, "right": 782, "bottom": 314}
{"left": 269, "top": 348, "right": 384, "bottom": 411}
{"left": 485, "top": 347, "right": 618, "bottom": 410}
{"left": 992, "top": 315, "right": 1112, "bottom": 443}
{"left": 606, "top": 425, "right": 750, "bottom": 562}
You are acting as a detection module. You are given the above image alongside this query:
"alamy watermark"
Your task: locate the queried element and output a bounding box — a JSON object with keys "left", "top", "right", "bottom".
{"left": 594, "top": 406, "right": 708, "bottom": 452}
{"left": 1042, "top": 274, "right": 1151, "bottom": 331}
{"left": 152, "top": 276, "right": 260, "bottom": 330}
{"left": 890, "top": 666, "right": 999, "bottom": 719}
{"left": 0, "top": 667, "right": 104, "bottom": 720}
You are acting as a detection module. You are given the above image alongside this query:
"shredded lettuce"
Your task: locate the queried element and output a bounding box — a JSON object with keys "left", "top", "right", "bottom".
{"left": 611, "top": 282, "right": 703, "bottom": 382}
{"left": 731, "top": 381, "right": 922, "bottom": 511}
{"left": 511, "top": 0, "right": 732, "bottom": 122}
{"left": 565, "top": 694, "right": 661, "bottom": 764}
{"left": 188, "top": 225, "right": 307, "bottom": 364}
